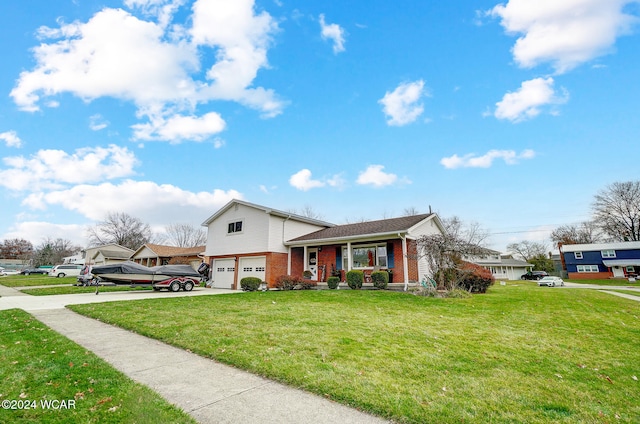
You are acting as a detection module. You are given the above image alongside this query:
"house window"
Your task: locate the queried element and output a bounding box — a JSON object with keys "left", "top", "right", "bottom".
{"left": 626, "top": 266, "right": 635, "bottom": 273}
{"left": 601, "top": 250, "right": 616, "bottom": 258}
{"left": 577, "top": 265, "right": 599, "bottom": 273}
{"left": 574, "top": 252, "right": 583, "bottom": 259}
{"left": 346, "top": 244, "right": 388, "bottom": 269}
{"left": 227, "top": 220, "right": 243, "bottom": 234}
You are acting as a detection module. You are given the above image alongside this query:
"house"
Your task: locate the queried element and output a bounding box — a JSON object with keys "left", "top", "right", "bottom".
{"left": 130, "top": 243, "right": 205, "bottom": 269}
{"left": 560, "top": 241, "right": 640, "bottom": 280}
{"left": 62, "top": 252, "right": 84, "bottom": 265}
{"left": 201, "top": 199, "right": 445, "bottom": 290}
{"left": 83, "top": 244, "right": 134, "bottom": 266}
{"left": 470, "top": 250, "right": 533, "bottom": 280}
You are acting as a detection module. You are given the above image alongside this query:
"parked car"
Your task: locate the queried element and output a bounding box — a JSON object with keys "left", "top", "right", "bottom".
{"left": 48, "top": 264, "right": 83, "bottom": 278}
{"left": 20, "top": 268, "right": 49, "bottom": 275}
{"left": 538, "top": 276, "right": 565, "bottom": 287}
{"left": 520, "top": 271, "right": 549, "bottom": 280}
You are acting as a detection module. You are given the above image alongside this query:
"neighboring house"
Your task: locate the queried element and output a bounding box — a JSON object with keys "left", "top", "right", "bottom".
{"left": 201, "top": 199, "right": 446, "bottom": 290}
{"left": 470, "top": 250, "right": 533, "bottom": 280}
{"left": 83, "top": 244, "right": 134, "bottom": 266}
{"left": 561, "top": 241, "right": 640, "bottom": 280}
{"left": 62, "top": 252, "right": 84, "bottom": 265}
{"left": 130, "top": 243, "right": 205, "bottom": 269}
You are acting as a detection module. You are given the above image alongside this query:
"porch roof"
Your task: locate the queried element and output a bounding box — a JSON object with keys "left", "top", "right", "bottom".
{"left": 602, "top": 259, "right": 640, "bottom": 267}
{"left": 286, "top": 214, "right": 433, "bottom": 245}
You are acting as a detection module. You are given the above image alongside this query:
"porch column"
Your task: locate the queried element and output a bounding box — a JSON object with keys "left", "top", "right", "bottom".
{"left": 303, "top": 246, "right": 308, "bottom": 272}
{"left": 346, "top": 242, "right": 352, "bottom": 271}
{"left": 287, "top": 246, "right": 292, "bottom": 275}
{"left": 401, "top": 236, "right": 409, "bottom": 291}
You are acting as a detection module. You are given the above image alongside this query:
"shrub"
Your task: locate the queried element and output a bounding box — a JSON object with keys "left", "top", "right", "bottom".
{"left": 275, "top": 275, "right": 302, "bottom": 290}
{"left": 459, "top": 262, "right": 495, "bottom": 293}
{"left": 327, "top": 276, "right": 339, "bottom": 289}
{"left": 298, "top": 279, "right": 317, "bottom": 290}
{"left": 240, "top": 277, "right": 262, "bottom": 291}
{"left": 371, "top": 271, "right": 389, "bottom": 289}
{"left": 445, "top": 289, "right": 472, "bottom": 298}
{"left": 346, "top": 270, "right": 364, "bottom": 290}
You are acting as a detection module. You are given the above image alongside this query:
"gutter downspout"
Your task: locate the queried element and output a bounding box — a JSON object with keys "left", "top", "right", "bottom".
{"left": 399, "top": 233, "right": 409, "bottom": 291}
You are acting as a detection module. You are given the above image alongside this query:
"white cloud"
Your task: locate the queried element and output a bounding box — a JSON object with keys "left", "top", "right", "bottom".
{"left": 131, "top": 112, "right": 226, "bottom": 142}
{"left": 489, "top": 0, "right": 639, "bottom": 73}
{"left": 10, "top": 1, "right": 283, "bottom": 142}
{"left": 319, "top": 14, "right": 346, "bottom": 54}
{"left": 356, "top": 165, "right": 405, "bottom": 188}
{"left": 379, "top": 80, "right": 427, "bottom": 126}
{"left": 89, "top": 114, "right": 109, "bottom": 131}
{"left": 494, "top": 77, "right": 568, "bottom": 122}
{"left": 440, "top": 149, "right": 536, "bottom": 169}
{"left": 289, "top": 169, "right": 325, "bottom": 191}
{"left": 22, "top": 179, "right": 242, "bottom": 222}
{"left": 2, "top": 221, "right": 89, "bottom": 247}
{"left": 0, "top": 145, "right": 139, "bottom": 191}
{"left": 0, "top": 131, "right": 23, "bottom": 148}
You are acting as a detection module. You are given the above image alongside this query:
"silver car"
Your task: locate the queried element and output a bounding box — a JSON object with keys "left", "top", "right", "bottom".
{"left": 538, "top": 276, "right": 565, "bottom": 287}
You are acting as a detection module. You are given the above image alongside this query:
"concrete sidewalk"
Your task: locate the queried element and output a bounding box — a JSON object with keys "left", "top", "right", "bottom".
{"left": 0, "top": 284, "right": 389, "bottom": 424}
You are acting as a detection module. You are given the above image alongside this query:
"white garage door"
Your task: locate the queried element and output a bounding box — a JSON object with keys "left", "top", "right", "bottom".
{"left": 238, "top": 256, "right": 266, "bottom": 285}
{"left": 212, "top": 259, "right": 236, "bottom": 289}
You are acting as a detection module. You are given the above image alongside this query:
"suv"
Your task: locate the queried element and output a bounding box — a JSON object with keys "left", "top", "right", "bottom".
{"left": 48, "top": 264, "right": 83, "bottom": 278}
{"left": 520, "top": 271, "right": 548, "bottom": 281}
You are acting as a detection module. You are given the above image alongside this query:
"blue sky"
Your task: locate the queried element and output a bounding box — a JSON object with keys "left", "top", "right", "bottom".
{"left": 1, "top": 0, "right": 639, "bottom": 253}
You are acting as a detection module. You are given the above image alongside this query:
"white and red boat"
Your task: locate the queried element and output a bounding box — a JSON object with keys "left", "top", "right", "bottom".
{"left": 90, "top": 261, "right": 203, "bottom": 292}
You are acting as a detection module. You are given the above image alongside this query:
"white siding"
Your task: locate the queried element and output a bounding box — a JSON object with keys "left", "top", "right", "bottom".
{"left": 267, "top": 216, "right": 327, "bottom": 253}
{"left": 206, "top": 204, "right": 270, "bottom": 256}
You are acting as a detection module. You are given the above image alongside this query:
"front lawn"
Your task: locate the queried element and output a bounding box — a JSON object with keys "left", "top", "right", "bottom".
{"left": 567, "top": 279, "right": 640, "bottom": 287}
{"left": 0, "top": 309, "right": 196, "bottom": 424}
{"left": 0, "top": 274, "right": 76, "bottom": 287}
{"left": 69, "top": 284, "right": 640, "bottom": 423}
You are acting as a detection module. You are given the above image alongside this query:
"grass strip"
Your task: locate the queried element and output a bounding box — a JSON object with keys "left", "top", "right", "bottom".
{"left": 0, "top": 309, "right": 196, "bottom": 424}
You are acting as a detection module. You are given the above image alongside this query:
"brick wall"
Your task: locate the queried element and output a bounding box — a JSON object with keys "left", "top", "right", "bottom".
{"left": 567, "top": 271, "right": 612, "bottom": 280}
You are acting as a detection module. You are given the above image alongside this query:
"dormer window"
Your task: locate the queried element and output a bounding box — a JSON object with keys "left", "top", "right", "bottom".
{"left": 228, "top": 220, "right": 243, "bottom": 234}
{"left": 601, "top": 250, "right": 616, "bottom": 258}
{"left": 574, "top": 252, "right": 583, "bottom": 259}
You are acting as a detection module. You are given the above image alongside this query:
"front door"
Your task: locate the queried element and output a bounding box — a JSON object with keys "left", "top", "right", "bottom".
{"left": 307, "top": 248, "right": 318, "bottom": 280}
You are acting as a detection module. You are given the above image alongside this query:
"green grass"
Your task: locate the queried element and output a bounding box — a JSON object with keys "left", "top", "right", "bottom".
{"left": 69, "top": 283, "right": 640, "bottom": 423}
{"left": 0, "top": 274, "right": 76, "bottom": 287}
{"left": 21, "top": 285, "right": 153, "bottom": 296}
{"left": 607, "top": 290, "right": 640, "bottom": 298}
{"left": 0, "top": 309, "right": 196, "bottom": 424}
{"left": 567, "top": 279, "right": 640, "bottom": 287}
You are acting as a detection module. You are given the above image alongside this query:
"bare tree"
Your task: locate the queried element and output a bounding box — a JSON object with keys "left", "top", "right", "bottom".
{"left": 550, "top": 221, "right": 602, "bottom": 245}
{"left": 0, "top": 238, "right": 33, "bottom": 259}
{"left": 592, "top": 180, "right": 640, "bottom": 241}
{"left": 506, "top": 240, "right": 548, "bottom": 262}
{"left": 416, "top": 216, "right": 491, "bottom": 291}
{"left": 86, "top": 211, "right": 153, "bottom": 250}
{"left": 32, "top": 238, "right": 80, "bottom": 267}
{"left": 288, "top": 205, "right": 324, "bottom": 220}
{"left": 402, "top": 206, "right": 421, "bottom": 216}
{"left": 164, "top": 223, "right": 207, "bottom": 247}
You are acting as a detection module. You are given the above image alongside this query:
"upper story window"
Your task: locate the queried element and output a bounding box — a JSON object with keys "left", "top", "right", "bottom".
{"left": 227, "top": 220, "right": 243, "bottom": 234}
{"left": 601, "top": 250, "right": 616, "bottom": 258}
{"left": 574, "top": 252, "right": 583, "bottom": 259}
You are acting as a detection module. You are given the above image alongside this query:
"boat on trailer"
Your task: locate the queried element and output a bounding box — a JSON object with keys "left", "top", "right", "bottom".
{"left": 90, "top": 261, "right": 203, "bottom": 292}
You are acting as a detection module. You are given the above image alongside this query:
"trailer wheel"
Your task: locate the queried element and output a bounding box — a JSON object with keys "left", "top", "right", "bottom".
{"left": 183, "top": 280, "right": 194, "bottom": 292}
{"left": 169, "top": 281, "right": 181, "bottom": 292}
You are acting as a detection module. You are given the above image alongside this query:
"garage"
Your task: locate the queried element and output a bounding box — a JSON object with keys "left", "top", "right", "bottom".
{"left": 238, "top": 256, "right": 266, "bottom": 286}
{"left": 211, "top": 258, "right": 236, "bottom": 289}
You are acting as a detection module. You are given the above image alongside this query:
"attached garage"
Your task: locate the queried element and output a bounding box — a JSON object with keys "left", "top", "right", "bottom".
{"left": 238, "top": 256, "right": 266, "bottom": 285}
{"left": 211, "top": 258, "right": 236, "bottom": 289}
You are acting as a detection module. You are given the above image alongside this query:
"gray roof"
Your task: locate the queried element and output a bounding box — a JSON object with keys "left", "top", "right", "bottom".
{"left": 95, "top": 249, "right": 133, "bottom": 260}
{"left": 287, "top": 214, "right": 434, "bottom": 244}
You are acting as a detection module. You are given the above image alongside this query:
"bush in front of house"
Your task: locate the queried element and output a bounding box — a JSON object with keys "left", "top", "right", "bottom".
{"left": 299, "top": 279, "right": 317, "bottom": 290}
{"left": 371, "top": 271, "right": 389, "bottom": 289}
{"left": 275, "top": 275, "right": 302, "bottom": 290}
{"left": 240, "top": 277, "right": 262, "bottom": 291}
{"left": 459, "top": 262, "right": 495, "bottom": 293}
{"left": 346, "top": 270, "right": 364, "bottom": 290}
{"left": 327, "top": 276, "right": 340, "bottom": 289}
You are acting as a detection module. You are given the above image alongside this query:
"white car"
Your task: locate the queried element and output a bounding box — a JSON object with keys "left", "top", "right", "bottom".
{"left": 48, "top": 264, "right": 83, "bottom": 278}
{"left": 538, "top": 276, "right": 565, "bottom": 287}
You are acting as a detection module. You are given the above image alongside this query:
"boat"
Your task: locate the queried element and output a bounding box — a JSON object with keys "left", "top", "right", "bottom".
{"left": 90, "top": 261, "right": 203, "bottom": 292}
